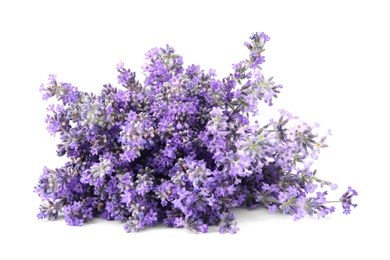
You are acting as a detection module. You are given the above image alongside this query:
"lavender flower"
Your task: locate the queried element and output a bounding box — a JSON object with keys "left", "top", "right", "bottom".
{"left": 340, "top": 187, "right": 358, "bottom": 214}
{"left": 35, "top": 32, "right": 358, "bottom": 233}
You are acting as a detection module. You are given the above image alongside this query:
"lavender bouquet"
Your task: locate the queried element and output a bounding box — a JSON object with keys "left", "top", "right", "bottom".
{"left": 35, "top": 32, "right": 357, "bottom": 233}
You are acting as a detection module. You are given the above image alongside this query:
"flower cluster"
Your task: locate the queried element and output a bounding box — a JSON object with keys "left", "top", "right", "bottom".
{"left": 35, "top": 32, "right": 357, "bottom": 233}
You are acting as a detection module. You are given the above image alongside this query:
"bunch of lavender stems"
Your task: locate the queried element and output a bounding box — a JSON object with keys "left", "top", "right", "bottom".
{"left": 35, "top": 32, "right": 357, "bottom": 233}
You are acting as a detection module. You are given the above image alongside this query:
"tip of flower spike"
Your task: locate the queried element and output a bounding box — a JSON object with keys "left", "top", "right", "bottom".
{"left": 165, "top": 44, "right": 175, "bottom": 54}
{"left": 48, "top": 74, "right": 57, "bottom": 84}
{"left": 117, "top": 62, "right": 124, "bottom": 71}
{"left": 340, "top": 187, "right": 358, "bottom": 215}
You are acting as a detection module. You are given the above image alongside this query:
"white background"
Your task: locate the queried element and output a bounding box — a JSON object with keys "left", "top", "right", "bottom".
{"left": 0, "top": 0, "right": 388, "bottom": 259}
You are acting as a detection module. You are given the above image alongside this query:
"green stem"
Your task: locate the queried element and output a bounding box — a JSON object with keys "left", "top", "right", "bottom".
{"left": 232, "top": 103, "right": 241, "bottom": 114}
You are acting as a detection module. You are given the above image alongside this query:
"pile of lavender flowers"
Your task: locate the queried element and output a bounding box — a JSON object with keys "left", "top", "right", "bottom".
{"left": 35, "top": 32, "right": 357, "bottom": 233}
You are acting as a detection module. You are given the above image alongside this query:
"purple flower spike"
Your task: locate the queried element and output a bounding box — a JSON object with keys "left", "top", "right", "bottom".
{"left": 340, "top": 187, "right": 358, "bottom": 215}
